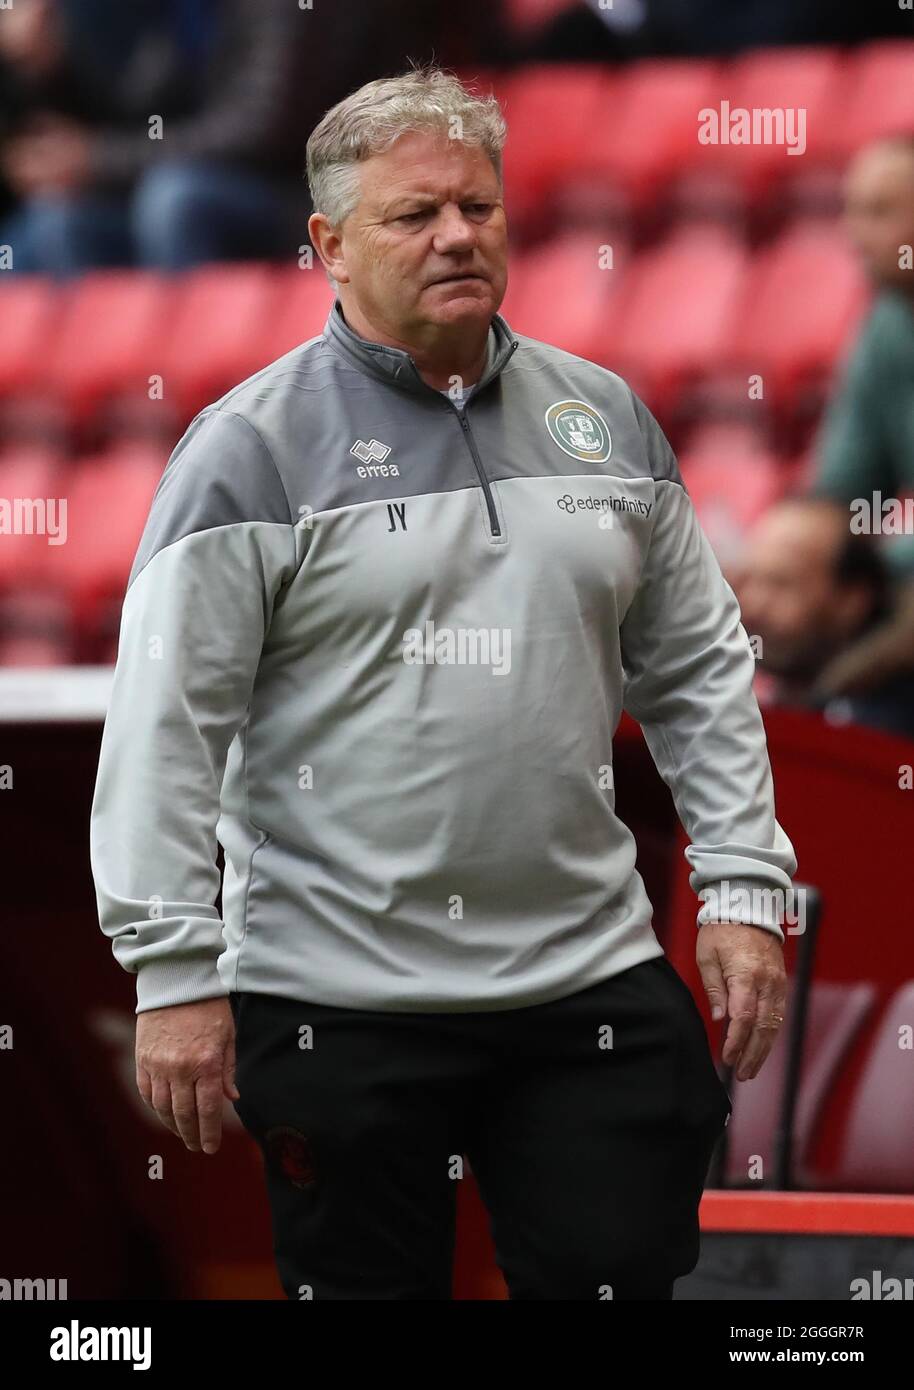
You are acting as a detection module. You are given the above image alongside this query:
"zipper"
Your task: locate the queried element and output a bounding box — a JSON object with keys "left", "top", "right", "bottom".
{"left": 404, "top": 356, "right": 503, "bottom": 540}
{"left": 452, "top": 405, "right": 501, "bottom": 538}
{"left": 329, "top": 309, "right": 519, "bottom": 541}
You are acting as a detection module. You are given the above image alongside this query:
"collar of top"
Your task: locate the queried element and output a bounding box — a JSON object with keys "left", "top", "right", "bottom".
{"left": 322, "top": 296, "right": 518, "bottom": 399}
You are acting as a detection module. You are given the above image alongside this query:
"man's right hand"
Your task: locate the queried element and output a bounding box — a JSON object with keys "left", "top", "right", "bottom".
{"left": 135, "top": 997, "right": 240, "bottom": 1154}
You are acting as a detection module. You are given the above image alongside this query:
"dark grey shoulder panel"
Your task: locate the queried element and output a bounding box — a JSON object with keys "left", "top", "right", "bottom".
{"left": 212, "top": 333, "right": 331, "bottom": 412}
{"left": 127, "top": 407, "right": 294, "bottom": 589}
{"left": 628, "top": 392, "right": 685, "bottom": 488}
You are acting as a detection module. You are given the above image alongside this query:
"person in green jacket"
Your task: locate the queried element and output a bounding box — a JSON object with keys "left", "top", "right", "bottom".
{"left": 810, "top": 134, "right": 914, "bottom": 698}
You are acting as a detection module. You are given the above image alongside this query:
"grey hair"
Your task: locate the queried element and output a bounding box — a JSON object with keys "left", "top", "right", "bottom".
{"left": 306, "top": 62, "right": 507, "bottom": 289}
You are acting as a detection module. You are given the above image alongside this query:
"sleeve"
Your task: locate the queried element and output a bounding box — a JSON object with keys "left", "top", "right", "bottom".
{"left": 619, "top": 394, "right": 798, "bottom": 941}
{"left": 88, "top": 407, "right": 303, "bottom": 1012}
{"left": 810, "top": 306, "right": 889, "bottom": 504}
{"left": 811, "top": 304, "right": 914, "bottom": 576}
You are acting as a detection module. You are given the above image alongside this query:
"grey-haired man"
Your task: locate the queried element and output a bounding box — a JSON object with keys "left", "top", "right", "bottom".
{"left": 91, "top": 66, "right": 796, "bottom": 1300}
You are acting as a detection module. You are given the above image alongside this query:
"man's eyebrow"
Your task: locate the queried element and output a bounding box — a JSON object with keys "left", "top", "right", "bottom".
{"left": 383, "top": 194, "right": 438, "bottom": 216}
{"left": 383, "top": 192, "right": 495, "bottom": 217}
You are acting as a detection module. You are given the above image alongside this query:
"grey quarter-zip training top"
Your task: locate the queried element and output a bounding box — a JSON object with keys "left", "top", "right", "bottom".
{"left": 89, "top": 296, "right": 797, "bottom": 1014}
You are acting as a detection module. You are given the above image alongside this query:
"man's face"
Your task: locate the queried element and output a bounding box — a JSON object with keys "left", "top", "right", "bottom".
{"left": 327, "top": 130, "right": 508, "bottom": 341}
{"left": 843, "top": 141, "right": 914, "bottom": 288}
{"left": 737, "top": 504, "right": 869, "bottom": 680}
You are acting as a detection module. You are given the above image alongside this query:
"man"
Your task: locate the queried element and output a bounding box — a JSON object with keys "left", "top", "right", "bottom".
{"left": 808, "top": 134, "right": 914, "bottom": 699}
{"left": 90, "top": 66, "right": 797, "bottom": 1300}
{"left": 738, "top": 496, "right": 914, "bottom": 741}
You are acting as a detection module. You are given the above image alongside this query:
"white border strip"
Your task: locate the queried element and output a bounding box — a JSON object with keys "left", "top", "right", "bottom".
{"left": 0, "top": 667, "right": 114, "bottom": 722}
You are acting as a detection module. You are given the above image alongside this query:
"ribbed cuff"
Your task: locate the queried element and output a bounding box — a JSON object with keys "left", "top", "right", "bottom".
{"left": 135, "top": 955, "right": 229, "bottom": 1014}
{"left": 695, "top": 877, "right": 787, "bottom": 944}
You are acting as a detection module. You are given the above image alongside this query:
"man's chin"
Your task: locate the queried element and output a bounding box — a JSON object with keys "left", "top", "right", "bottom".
{"left": 426, "top": 292, "right": 495, "bottom": 326}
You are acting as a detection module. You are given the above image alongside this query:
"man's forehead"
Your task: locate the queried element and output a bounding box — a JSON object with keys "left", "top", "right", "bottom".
{"left": 359, "top": 137, "right": 496, "bottom": 198}
{"left": 848, "top": 142, "right": 914, "bottom": 192}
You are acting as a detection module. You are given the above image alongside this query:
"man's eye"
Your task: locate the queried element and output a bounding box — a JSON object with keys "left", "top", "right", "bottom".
{"left": 464, "top": 203, "right": 493, "bottom": 217}
{"left": 397, "top": 210, "right": 429, "bottom": 225}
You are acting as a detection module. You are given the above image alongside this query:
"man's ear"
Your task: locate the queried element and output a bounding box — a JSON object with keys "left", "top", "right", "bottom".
{"left": 307, "top": 212, "right": 349, "bottom": 284}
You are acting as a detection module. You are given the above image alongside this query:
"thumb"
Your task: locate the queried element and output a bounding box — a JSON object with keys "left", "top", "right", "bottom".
{"left": 698, "top": 951, "right": 728, "bottom": 1023}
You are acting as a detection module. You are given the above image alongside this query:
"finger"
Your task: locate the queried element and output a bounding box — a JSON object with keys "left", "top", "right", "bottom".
{"left": 197, "top": 1074, "right": 225, "bottom": 1154}
{"left": 170, "top": 1079, "right": 202, "bottom": 1152}
{"left": 734, "top": 1017, "right": 780, "bottom": 1080}
{"left": 150, "top": 1075, "right": 180, "bottom": 1138}
{"left": 734, "top": 1022, "right": 770, "bottom": 1080}
{"left": 737, "top": 983, "right": 788, "bottom": 1081}
{"left": 697, "top": 952, "right": 728, "bottom": 1023}
{"left": 721, "top": 976, "right": 758, "bottom": 1069}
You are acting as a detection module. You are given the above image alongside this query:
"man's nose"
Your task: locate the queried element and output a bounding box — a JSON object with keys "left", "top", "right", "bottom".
{"left": 432, "top": 205, "right": 478, "bottom": 251}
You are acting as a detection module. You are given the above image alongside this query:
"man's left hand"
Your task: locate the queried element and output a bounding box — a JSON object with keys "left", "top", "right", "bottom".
{"left": 696, "top": 921, "right": 787, "bottom": 1081}
{"left": 3, "top": 116, "right": 91, "bottom": 195}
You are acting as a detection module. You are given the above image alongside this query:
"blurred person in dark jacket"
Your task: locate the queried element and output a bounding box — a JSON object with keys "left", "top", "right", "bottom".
{"left": 507, "top": 0, "right": 913, "bottom": 61}
{"left": 737, "top": 496, "right": 914, "bottom": 742}
{"left": 0, "top": 0, "right": 504, "bottom": 272}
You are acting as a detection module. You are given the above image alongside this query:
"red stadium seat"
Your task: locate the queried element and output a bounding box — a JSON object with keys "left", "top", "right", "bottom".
{"left": 44, "top": 271, "right": 175, "bottom": 430}
{"left": 674, "top": 47, "right": 845, "bottom": 221}
{"left": 678, "top": 423, "right": 785, "bottom": 572}
{"left": 664, "top": 707, "right": 914, "bottom": 1192}
{"left": 0, "top": 276, "right": 56, "bottom": 398}
{"left": 499, "top": 229, "right": 627, "bottom": 363}
{"left": 0, "top": 446, "right": 65, "bottom": 590}
{"left": 502, "top": 0, "right": 577, "bottom": 33}
{"left": 723, "top": 981, "right": 876, "bottom": 1188}
{"left": 0, "top": 632, "right": 72, "bottom": 668}
{"left": 828, "top": 983, "right": 914, "bottom": 1192}
{"left": 607, "top": 225, "right": 748, "bottom": 415}
{"left": 256, "top": 266, "right": 336, "bottom": 363}
{"left": 708, "top": 219, "right": 868, "bottom": 431}
{"left": 160, "top": 263, "right": 281, "bottom": 420}
{"left": 497, "top": 65, "right": 618, "bottom": 235}
{"left": 826, "top": 41, "right": 914, "bottom": 162}
{"left": 574, "top": 60, "right": 721, "bottom": 219}
{"left": 49, "top": 444, "right": 166, "bottom": 652}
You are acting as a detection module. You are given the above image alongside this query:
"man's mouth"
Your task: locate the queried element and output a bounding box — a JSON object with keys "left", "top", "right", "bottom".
{"left": 429, "top": 274, "right": 485, "bottom": 285}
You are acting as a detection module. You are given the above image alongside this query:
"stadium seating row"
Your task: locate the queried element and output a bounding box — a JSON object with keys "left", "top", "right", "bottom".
{"left": 0, "top": 216, "right": 865, "bottom": 449}
{"left": 0, "top": 417, "right": 809, "bottom": 668}
{"left": 0, "top": 443, "right": 164, "bottom": 665}
{"left": 3, "top": 213, "right": 858, "bottom": 666}
{"left": 482, "top": 42, "right": 914, "bottom": 234}
{"left": 659, "top": 703, "right": 914, "bottom": 1193}
{"left": 722, "top": 978, "right": 914, "bottom": 1191}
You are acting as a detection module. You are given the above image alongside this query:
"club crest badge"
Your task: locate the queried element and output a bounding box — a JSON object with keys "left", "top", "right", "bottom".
{"left": 545, "top": 399, "right": 612, "bottom": 463}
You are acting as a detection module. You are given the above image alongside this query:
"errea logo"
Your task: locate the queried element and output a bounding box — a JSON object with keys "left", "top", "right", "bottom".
{"left": 545, "top": 400, "right": 612, "bottom": 464}
{"left": 350, "top": 438, "right": 391, "bottom": 464}
{"left": 350, "top": 437, "right": 400, "bottom": 479}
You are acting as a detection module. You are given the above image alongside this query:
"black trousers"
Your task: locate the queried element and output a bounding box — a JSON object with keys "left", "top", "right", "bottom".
{"left": 230, "top": 954, "right": 731, "bottom": 1300}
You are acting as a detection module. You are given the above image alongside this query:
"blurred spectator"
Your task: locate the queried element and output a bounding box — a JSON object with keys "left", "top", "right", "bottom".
{"left": 0, "top": 0, "right": 506, "bottom": 273}
{"left": 808, "top": 135, "right": 914, "bottom": 700}
{"left": 506, "top": 0, "right": 913, "bottom": 62}
{"left": 737, "top": 497, "right": 914, "bottom": 741}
